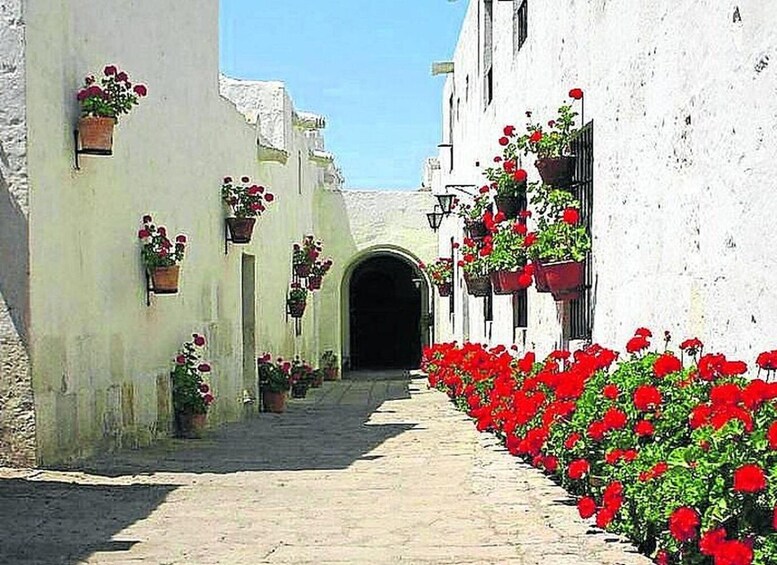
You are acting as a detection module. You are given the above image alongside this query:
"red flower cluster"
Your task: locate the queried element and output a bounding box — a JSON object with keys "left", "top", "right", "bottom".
{"left": 422, "top": 328, "right": 777, "bottom": 565}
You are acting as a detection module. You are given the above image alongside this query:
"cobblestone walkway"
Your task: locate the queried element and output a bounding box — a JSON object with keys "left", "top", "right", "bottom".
{"left": 0, "top": 373, "right": 650, "bottom": 565}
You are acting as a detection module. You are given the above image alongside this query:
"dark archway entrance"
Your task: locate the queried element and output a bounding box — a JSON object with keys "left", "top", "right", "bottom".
{"left": 349, "top": 255, "right": 423, "bottom": 370}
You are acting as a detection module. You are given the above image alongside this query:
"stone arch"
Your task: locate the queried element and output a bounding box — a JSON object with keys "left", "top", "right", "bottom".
{"left": 340, "top": 246, "right": 432, "bottom": 371}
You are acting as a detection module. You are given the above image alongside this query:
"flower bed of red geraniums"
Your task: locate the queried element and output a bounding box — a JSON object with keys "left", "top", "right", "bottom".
{"left": 422, "top": 330, "right": 777, "bottom": 564}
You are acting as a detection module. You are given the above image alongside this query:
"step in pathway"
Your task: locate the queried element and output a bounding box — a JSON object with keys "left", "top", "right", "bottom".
{"left": 0, "top": 373, "right": 651, "bottom": 564}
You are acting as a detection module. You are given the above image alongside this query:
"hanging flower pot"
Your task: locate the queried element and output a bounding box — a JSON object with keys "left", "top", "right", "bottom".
{"left": 494, "top": 193, "right": 527, "bottom": 220}
{"left": 535, "top": 156, "right": 576, "bottom": 188}
{"left": 288, "top": 300, "right": 307, "bottom": 318}
{"left": 464, "top": 274, "right": 491, "bottom": 297}
{"left": 533, "top": 262, "right": 551, "bottom": 293}
{"left": 490, "top": 270, "right": 528, "bottom": 295}
{"left": 544, "top": 260, "right": 585, "bottom": 301}
{"left": 437, "top": 282, "right": 452, "bottom": 297}
{"left": 263, "top": 389, "right": 287, "bottom": 413}
{"left": 150, "top": 265, "right": 180, "bottom": 294}
{"left": 293, "top": 263, "right": 311, "bottom": 278}
{"left": 226, "top": 217, "right": 256, "bottom": 244}
{"left": 77, "top": 116, "right": 116, "bottom": 153}
{"left": 465, "top": 220, "right": 489, "bottom": 240}
{"left": 307, "top": 275, "right": 322, "bottom": 290}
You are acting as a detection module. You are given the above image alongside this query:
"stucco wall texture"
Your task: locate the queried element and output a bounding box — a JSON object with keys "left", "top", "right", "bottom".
{"left": 0, "top": 0, "right": 35, "bottom": 467}
{"left": 0, "top": 0, "right": 434, "bottom": 466}
{"left": 431, "top": 0, "right": 777, "bottom": 363}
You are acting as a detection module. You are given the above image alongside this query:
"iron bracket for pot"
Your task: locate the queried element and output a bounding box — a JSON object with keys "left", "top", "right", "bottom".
{"left": 73, "top": 129, "right": 112, "bottom": 171}
{"left": 145, "top": 271, "right": 153, "bottom": 307}
{"left": 224, "top": 220, "right": 230, "bottom": 255}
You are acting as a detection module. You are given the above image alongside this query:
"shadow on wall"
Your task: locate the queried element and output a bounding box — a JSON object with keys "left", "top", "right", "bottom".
{"left": 0, "top": 478, "right": 175, "bottom": 565}
{"left": 51, "top": 376, "right": 415, "bottom": 476}
{"left": 0, "top": 169, "right": 29, "bottom": 343}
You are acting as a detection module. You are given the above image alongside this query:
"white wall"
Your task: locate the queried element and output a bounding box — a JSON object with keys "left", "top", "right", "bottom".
{"left": 431, "top": 0, "right": 777, "bottom": 361}
{"left": 0, "top": 0, "right": 35, "bottom": 466}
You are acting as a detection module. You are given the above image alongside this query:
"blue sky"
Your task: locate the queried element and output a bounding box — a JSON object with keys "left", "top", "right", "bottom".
{"left": 219, "top": 1, "right": 468, "bottom": 189}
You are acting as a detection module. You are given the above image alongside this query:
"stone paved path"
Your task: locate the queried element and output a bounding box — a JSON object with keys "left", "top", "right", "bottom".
{"left": 0, "top": 373, "right": 651, "bottom": 565}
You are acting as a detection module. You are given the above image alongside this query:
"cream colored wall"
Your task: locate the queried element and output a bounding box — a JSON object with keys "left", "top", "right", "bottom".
{"left": 22, "top": 0, "right": 336, "bottom": 464}
{"left": 432, "top": 0, "right": 777, "bottom": 360}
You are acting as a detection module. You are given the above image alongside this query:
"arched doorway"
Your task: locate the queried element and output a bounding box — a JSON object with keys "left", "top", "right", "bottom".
{"left": 347, "top": 254, "right": 427, "bottom": 370}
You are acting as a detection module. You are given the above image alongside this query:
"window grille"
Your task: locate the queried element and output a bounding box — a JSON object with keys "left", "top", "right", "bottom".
{"left": 568, "top": 121, "right": 594, "bottom": 341}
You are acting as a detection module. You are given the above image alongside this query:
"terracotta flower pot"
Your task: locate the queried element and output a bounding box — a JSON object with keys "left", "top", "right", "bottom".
{"left": 533, "top": 262, "right": 551, "bottom": 293}
{"left": 294, "top": 263, "right": 311, "bottom": 278}
{"left": 263, "top": 389, "right": 287, "bottom": 413}
{"left": 150, "top": 265, "right": 180, "bottom": 294}
{"left": 226, "top": 217, "right": 256, "bottom": 244}
{"left": 535, "top": 156, "right": 576, "bottom": 188}
{"left": 437, "top": 282, "right": 452, "bottom": 297}
{"left": 544, "top": 260, "right": 585, "bottom": 301}
{"left": 77, "top": 116, "right": 115, "bottom": 153}
{"left": 175, "top": 412, "right": 207, "bottom": 438}
{"left": 490, "top": 270, "right": 527, "bottom": 295}
{"left": 464, "top": 274, "right": 491, "bottom": 297}
{"left": 307, "top": 275, "right": 322, "bottom": 290}
{"left": 465, "top": 220, "right": 489, "bottom": 240}
{"left": 288, "top": 300, "right": 306, "bottom": 318}
{"left": 494, "top": 193, "right": 527, "bottom": 220}
{"left": 324, "top": 367, "right": 339, "bottom": 381}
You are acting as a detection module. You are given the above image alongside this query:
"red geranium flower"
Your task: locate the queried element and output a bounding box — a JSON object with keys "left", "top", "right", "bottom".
{"left": 653, "top": 353, "right": 682, "bottom": 378}
{"left": 603, "top": 407, "right": 628, "bottom": 430}
{"left": 569, "top": 88, "right": 584, "bottom": 100}
{"left": 562, "top": 208, "right": 580, "bottom": 225}
{"left": 568, "top": 458, "right": 590, "bottom": 480}
{"left": 668, "top": 506, "right": 700, "bottom": 543}
{"left": 499, "top": 136, "right": 510, "bottom": 146}
{"left": 602, "top": 384, "right": 619, "bottom": 400}
{"left": 529, "top": 130, "right": 542, "bottom": 143}
{"left": 626, "top": 335, "right": 650, "bottom": 353}
{"left": 564, "top": 432, "right": 582, "bottom": 449}
{"left": 633, "top": 385, "right": 662, "bottom": 411}
{"left": 635, "top": 420, "right": 654, "bottom": 437}
{"left": 513, "top": 168, "right": 528, "bottom": 182}
{"left": 733, "top": 464, "right": 766, "bottom": 493}
{"left": 503, "top": 125, "right": 515, "bottom": 136}
{"left": 577, "top": 496, "right": 597, "bottom": 519}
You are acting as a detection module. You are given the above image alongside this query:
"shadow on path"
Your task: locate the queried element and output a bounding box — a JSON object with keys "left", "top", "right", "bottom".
{"left": 53, "top": 375, "right": 416, "bottom": 477}
{"left": 0, "top": 478, "right": 174, "bottom": 565}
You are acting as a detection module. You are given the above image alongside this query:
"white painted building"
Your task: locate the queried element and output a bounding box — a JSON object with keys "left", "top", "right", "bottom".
{"left": 429, "top": 0, "right": 777, "bottom": 362}
{"left": 0, "top": 0, "right": 435, "bottom": 466}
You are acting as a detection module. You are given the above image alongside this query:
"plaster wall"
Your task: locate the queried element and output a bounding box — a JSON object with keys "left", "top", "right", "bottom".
{"left": 432, "top": 0, "right": 777, "bottom": 362}
{"left": 21, "top": 0, "right": 347, "bottom": 464}
{"left": 0, "top": 0, "right": 35, "bottom": 466}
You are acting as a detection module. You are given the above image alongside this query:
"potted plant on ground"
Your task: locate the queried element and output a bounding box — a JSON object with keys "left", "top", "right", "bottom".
{"left": 511, "top": 88, "right": 583, "bottom": 188}
{"left": 287, "top": 283, "right": 308, "bottom": 318}
{"left": 485, "top": 220, "right": 535, "bottom": 294}
{"left": 321, "top": 350, "right": 340, "bottom": 381}
{"left": 307, "top": 258, "right": 333, "bottom": 290}
{"left": 221, "top": 176, "right": 275, "bottom": 244}
{"left": 458, "top": 238, "right": 492, "bottom": 297}
{"left": 76, "top": 65, "right": 147, "bottom": 152}
{"left": 419, "top": 258, "right": 454, "bottom": 297}
{"left": 258, "top": 354, "right": 291, "bottom": 413}
{"left": 138, "top": 215, "right": 186, "bottom": 293}
{"left": 171, "top": 334, "right": 214, "bottom": 438}
{"left": 456, "top": 190, "right": 492, "bottom": 240}
{"left": 292, "top": 236, "right": 321, "bottom": 278}
{"left": 485, "top": 128, "right": 529, "bottom": 219}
